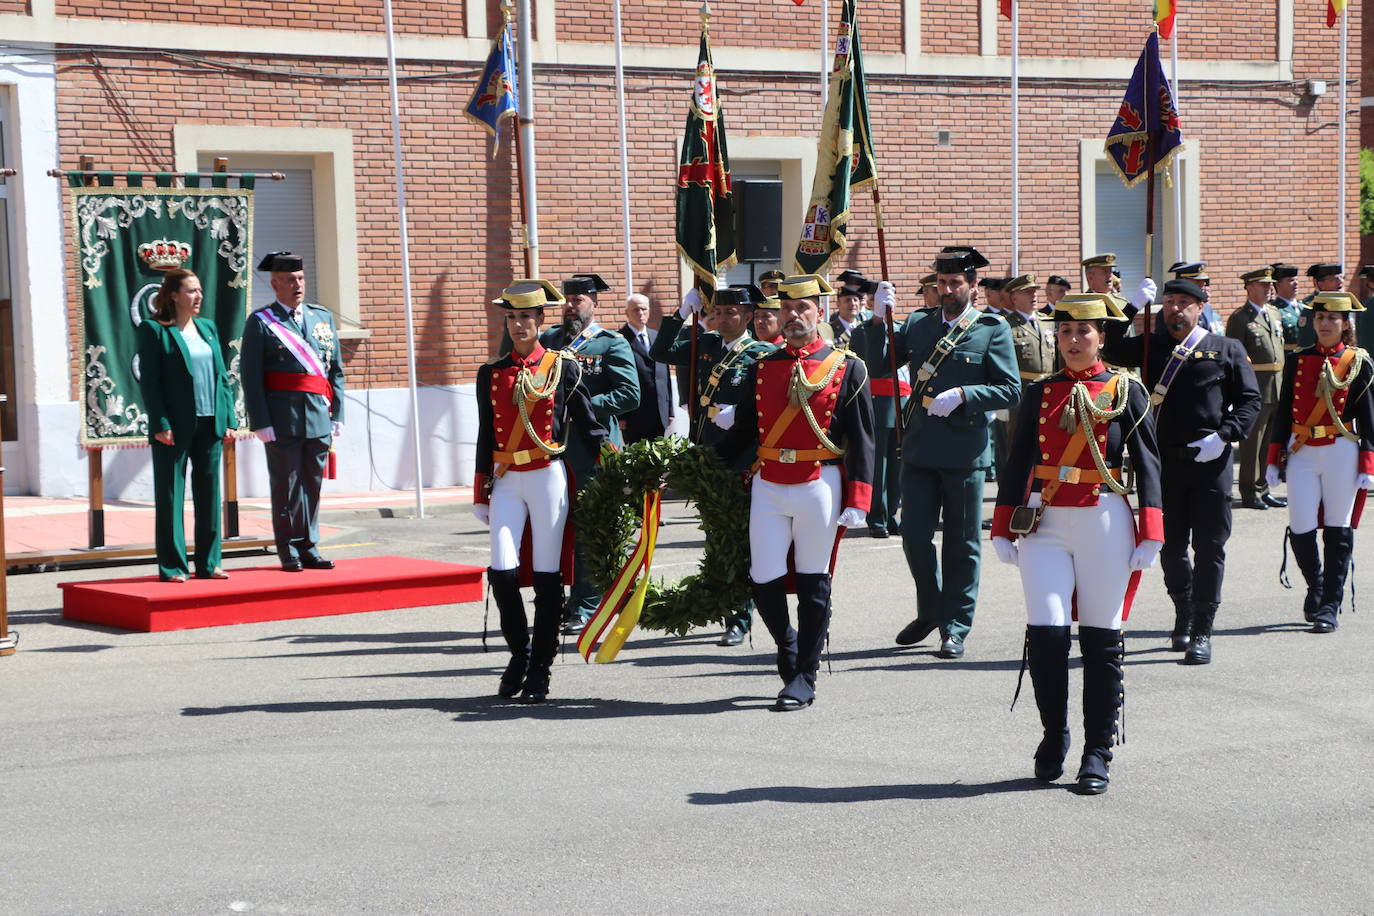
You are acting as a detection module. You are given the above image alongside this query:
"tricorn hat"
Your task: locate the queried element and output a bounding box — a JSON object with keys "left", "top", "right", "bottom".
{"left": 257, "top": 251, "right": 304, "bottom": 272}
{"left": 934, "top": 246, "right": 989, "bottom": 274}
{"left": 1046, "top": 275, "right": 1072, "bottom": 289}
{"left": 1269, "top": 262, "right": 1300, "bottom": 281}
{"left": 562, "top": 273, "right": 612, "bottom": 297}
{"left": 1306, "top": 263, "right": 1343, "bottom": 280}
{"left": 712, "top": 284, "right": 766, "bottom": 308}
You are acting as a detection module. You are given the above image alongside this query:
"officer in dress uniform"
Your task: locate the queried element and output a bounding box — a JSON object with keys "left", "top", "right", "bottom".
{"left": 1102, "top": 278, "right": 1261, "bottom": 665}
{"left": 651, "top": 282, "right": 777, "bottom": 647}
{"left": 1295, "top": 263, "right": 1345, "bottom": 348}
{"left": 241, "top": 252, "right": 345, "bottom": 572}
{"left": 991, "top": 293, "right": 1163, "bottom": 795}
{"left": 858, "top": 247, "right": 1021, "bottom": 659}
{"left": 1002, "top": 274, "right": 1058, "bottom": 451}
{"left": 1225, "top": 267, "right": 1286, "bottom": 509}
{"left": 1266, "top": 292, "right": 1374, "bottom": 634}
{"left": 540, "top": 273, "right": 640, "bottom": 635}
{"left": 861, "top": 283, "right": 909, "bottom": 540}
{"left": 1043, "top": 275, "right": 1072, "bottom": 313}
{"left": 713, "top": 274, "right": 875, "bottom": 711}
{"left": 1168, "top": 262, "right": 1221, "bottom": 332}
{"left": 830, "top": 279, "right": 872, "bottom": 347}
{"left": 751, "top": 294, "right": 785, "bottom": 347}
{"left": 758, "top": 269, "right": 786, "bottom": 301}
{"left": 1082, "top": 254, "right": 1134, "bottom": 309}
{"left": 1269, "top": 263, "right": 1304, "bottom": 357}
{"left": 472, "top": 280, "right": 609, "bottom": 702}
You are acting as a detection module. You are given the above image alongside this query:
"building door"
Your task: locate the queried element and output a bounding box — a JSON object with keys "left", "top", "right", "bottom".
{"left": 0, "top": 94, "right": 24, "bottom": 493}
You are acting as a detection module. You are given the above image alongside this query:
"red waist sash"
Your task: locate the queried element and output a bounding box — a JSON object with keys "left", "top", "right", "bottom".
{"left": 265, "top": 371, "right": 334, "bottom": 405}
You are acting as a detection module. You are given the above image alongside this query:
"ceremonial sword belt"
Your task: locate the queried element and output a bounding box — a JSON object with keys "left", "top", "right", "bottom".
{"left": 909, "top": 305, "right": 978, "bottom": 415}
{"left": 697, "top": 335, "right": 760, "bottom": 420}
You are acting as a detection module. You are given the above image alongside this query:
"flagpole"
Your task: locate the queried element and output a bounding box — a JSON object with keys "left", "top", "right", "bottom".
{"left": 1337, "top": 8, "right": 1348, "bottom": 262}
{"left": 515, "top": 0, "right": 540, "bottom": 275}
{"left": 1143, "top": 32, "right": 1160, "bottom": 379}
{"left": 1170, "top": 31, "right": 1183, "bottom": 263}
{"left": 687, "top": 3, "right": 711, "bottom": 429}
{"left": 1010, "top": 0, "right": 1020, "bottom": 275}
{"left": 381, "top": 0, "right": 426, "bottom": 518}
{"left": 872, "top": 184, "right": 903, "bottom": 441}
{"left": 821, "top": 0, "right": 830, "bottom": 111}
{"left": 502, "top": 1, "right": 532, "bottom": 276}
{"left": 612, "top": 0, "right": 634, "bottom": 291}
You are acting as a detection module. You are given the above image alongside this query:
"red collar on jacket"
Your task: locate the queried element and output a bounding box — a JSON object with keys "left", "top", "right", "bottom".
{"left": 510, "top": 343, "right": 546, "bottom": 367}
{"left": 1064, "top": 361, "right": 1106, "bottom": 381}
{"left": 1316, "top": 342, "right": 1346, "bottom": 357}
{"left": 784, "top": 337, "right": 827, "bottom": 359}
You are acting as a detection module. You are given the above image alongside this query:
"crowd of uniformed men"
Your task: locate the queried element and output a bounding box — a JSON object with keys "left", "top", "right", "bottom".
{"left": 470, "top": 247, "right": 1374, "bottom": 791}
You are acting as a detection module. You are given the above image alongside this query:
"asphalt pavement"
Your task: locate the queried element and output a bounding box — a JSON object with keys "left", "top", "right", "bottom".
{"left": 2, "top": 484, "right": 1371, "bottom": 914}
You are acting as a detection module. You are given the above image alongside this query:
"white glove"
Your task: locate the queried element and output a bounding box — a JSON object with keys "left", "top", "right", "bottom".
{"left": 1129, "top": 539, "right": 1164, "bottom": 571}
{"left": 678, "top": 287, "right": 705, "bottom": 319}
{"left": 837, "top": 507, "right": 867, "bottom": 529}
{"left": 331, "top": 421, "right": 343, "bottom": 439}
{"left": 255, "top": 427, "right": 276, "bottom": 443}
{"left": 873, "top": 281, "right": 896, "bottom": 320}
{"left": 1187, "top": 432, "right": 1225, "bottom": 463}
{"left": 992, "top": 536, "right": 1019, "bottom": 567}
{"left": 927, "top": 388, "right": 964, "bottom": 418}
{"left": 711, "top": 404, "right": 736, "bottom": 430}
{"left": 1265, "top": 465, "right": 1282, "bottom": 490}
{"left": 1131, "top": 278, "right": 1157, "bottom": 309}
{"left": 472, "top": 503, "right": 490, "bottom": 525}
{"left": 1357, "top": 473, "right": 1374, "bottom": 491}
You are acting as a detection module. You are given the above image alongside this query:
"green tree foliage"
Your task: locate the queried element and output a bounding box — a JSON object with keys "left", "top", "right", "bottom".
{"left": 1362, "top": 147, "right": 1374, "bottom": 238}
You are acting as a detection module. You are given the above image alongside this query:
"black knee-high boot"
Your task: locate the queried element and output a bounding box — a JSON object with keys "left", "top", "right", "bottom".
{"left": 1026, "top": 625, "right": 1072, "bottom": 782}
{"left": 1314, "top": 527, "right": 1354, "bottom": 634}
{"left": 1287, "top": 528, "right": 1323, "bottom": 623}
{"left": 521, "top": 572, "right": 564, "bottom": 703}
{"left": 778, "top": 573, "right": 832, "bottom": 708}
{"left": 1074, "top": 627, "right": 1124, "bottom": 796}
{"left": 487, "top": 568, "right": 528, "bottom": 698}
{"left": 751, "top": 576, "right": 797, "bottom": 686}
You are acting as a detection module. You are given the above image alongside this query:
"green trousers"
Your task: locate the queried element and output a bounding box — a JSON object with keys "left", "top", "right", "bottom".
{"left": 899, "top": 464, "right": 985, "bottom": 640}
{"left": 152, "top": 416, "right": 222, "bottom": 579}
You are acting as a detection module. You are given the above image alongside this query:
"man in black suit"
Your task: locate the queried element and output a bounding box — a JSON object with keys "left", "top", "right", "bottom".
{"left": 618, "top": 293, "right": 674, "bottom": 444}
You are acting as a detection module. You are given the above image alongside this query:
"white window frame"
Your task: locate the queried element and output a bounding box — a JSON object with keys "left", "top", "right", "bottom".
{"left": 1079, "top": 138, "right": 1201, "bottom": 280}
{"left": 173, "top": 124, "right": 365, "bottom": 337}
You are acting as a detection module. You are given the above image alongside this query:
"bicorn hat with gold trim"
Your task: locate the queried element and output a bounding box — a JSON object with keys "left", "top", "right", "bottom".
{"left": 1043, "top": 292, "right": 1128, "bottom": 323}
{"left": 1305, "top": 291, "right": 1365, "bottom": 312}
{"left": 493, "top": 278, "right": 565, "bottom": 309}
{"left": 777, "top": 274, "right": 836, "bottom": 299}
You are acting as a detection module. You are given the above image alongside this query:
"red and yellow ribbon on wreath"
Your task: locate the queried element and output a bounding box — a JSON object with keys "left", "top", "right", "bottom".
{"left": 577, "top": 489, "right": 662, "bottom": 663}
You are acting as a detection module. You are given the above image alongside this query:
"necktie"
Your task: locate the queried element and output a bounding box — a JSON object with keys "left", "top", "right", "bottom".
{"left": 639, "top": 331, "right": 649, "bottom": 350}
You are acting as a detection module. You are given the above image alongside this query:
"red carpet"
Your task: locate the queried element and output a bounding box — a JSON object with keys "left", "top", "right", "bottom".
{"left": 59, "top": 555, "right": 485, "bottom": 632}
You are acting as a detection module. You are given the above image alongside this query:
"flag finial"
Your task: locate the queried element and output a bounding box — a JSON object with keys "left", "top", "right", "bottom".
{"left": 501, "top": 0, "right": 512, "bottom": 24}
{"left": 700, "top": 3, "right": 711, "bottom": 27}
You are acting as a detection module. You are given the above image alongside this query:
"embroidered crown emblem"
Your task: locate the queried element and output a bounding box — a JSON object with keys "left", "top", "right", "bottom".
{"left": 138, "top": 239, "right": 191, "bottom": 271}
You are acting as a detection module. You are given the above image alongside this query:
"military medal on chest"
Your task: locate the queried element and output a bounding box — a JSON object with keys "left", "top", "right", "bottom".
{"left": 311, "top": 319, "right": 336, "bottom": 370}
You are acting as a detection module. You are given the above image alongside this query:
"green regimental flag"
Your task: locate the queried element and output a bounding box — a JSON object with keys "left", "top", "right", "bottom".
{"left": 71, "top": 180, "right": 254, "bottom": 446}
{"left": 675, "top": 23, "right": 736, "bottom": 284}
{"left": 794, "top": 0, "right": 878, "bottom": 276}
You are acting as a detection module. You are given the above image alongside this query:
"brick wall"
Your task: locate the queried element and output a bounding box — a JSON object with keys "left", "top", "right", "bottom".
{"left": 995, "top": 0, "right": 1277, "bottom": 60}
{"left": 921, "top": 0, "right": 980, "bottom": 57}
{"left": 51, "top": 0, "right": 468, "bottom": 36}
{"left": 0, "top": 0, "right": 29, "bottom": 14}
{"left": 557, "top": 0, "right": 905, "bottom": 55}
{"left": 50, "top": 1, "right": 1362, "bottom": 393}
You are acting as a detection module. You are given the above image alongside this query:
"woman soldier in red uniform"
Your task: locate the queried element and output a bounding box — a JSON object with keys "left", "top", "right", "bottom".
{"left": 1266, "top": 292, "right": 1374, "bottom": 634}
{"left": 472, "top": 280, "right": 608, "bottom": 702}
{"left": 991, "top": 293, "right": 1164, "bottom": 795}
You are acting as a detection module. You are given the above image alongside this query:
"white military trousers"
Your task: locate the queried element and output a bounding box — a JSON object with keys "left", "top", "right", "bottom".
{"left": 749, "top": 465, "right": 842, "bottom": 583}
{"left": 489, "top": 462, "right": 569, "bottom": 572}
{"left": 1018, "top": 492, "right": 1135, "bottom": 629}
{"left": 1287, "top": 437, "right": 1360, "bottom": 533}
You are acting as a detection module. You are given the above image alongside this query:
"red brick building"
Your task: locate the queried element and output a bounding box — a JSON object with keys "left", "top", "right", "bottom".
{"left": 0, "top": 0, "right": 1363, "bottom": 496}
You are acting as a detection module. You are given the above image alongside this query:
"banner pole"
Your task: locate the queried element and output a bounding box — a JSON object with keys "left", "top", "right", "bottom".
{"left": 1144, "top": 125, "right": 1157, "bottom": 375}
{"left": 382, "top": 0, "right": 426, "bottom": 518}
{"left": 821, "top": 0, "right": 830, "bottom": 111}
{"left": 1170, "top": 31, "right": 1183, "bottom": 263}
{"left": 1337, "top": 9, "right": 1348, "bottom": 262}
{"left": 872, "top": 186, "right": 904, "bottom": 441}
{"left": 612, "top": 0, "right": 634, "bottom": 291}
{"left": 1010, "top": 0, "right": 1020, "bottom": 275}
{"left": 515, "top": 0, "right": 540, "bottom": 275}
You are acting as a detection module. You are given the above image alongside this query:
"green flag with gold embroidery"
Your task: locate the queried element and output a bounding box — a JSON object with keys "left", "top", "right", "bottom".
{"left": 675, "top": 22, "right": 736, "bottom": 284}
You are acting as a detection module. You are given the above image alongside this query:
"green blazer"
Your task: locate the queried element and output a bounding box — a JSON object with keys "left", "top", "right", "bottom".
{"left": 854, "top": 307, "right": 1020, "bottom": 469}
{"left": 137, "top": 317, "right": 233, "bottom": 443}
{"left": 538, "top": 323, "right": 640, "bottom": 480}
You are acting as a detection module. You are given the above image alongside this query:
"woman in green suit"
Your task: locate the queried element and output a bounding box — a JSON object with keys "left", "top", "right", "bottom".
{"left": 138, "top": 269, "right": 234, "bottom": 581}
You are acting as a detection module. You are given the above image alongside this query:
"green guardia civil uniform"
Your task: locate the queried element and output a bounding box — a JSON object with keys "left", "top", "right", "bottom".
{"left": 649, "top": 313, "right": 776, "bottom": 464}
{"left": 540, "top": 320, "right": 640, "bottom": 618}
{"left": 138, "top": 317, "right": 234, "bottom": 580}
{"left": 855, "top": 302, "right": 1020, "bottom": 641}
{"left": 854, "top": 313, "right": 906, "bottom": 534}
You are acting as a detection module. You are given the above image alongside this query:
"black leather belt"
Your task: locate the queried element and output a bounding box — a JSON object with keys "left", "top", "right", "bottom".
{"left": 1161, "top": 446, "right": 1199, "bottom": 461}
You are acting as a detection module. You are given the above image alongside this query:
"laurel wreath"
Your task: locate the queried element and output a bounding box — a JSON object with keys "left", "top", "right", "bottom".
{"left": 577, "top": 435, "right": 751, "bottom": 636}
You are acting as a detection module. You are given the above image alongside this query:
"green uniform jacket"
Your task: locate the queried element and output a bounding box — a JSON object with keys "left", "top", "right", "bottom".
{"left": 240, "top": 302, "right": 345, "bottom": 439}
{"left": 540, "top": 322, "right": 639, "bottom": 480}
{"left": 1272, "top": 296, "right": 1303, "bottom": 353}
{"left": 1225, "top": 302, "right": 1285, "bottom": 403}
{"left": 137, "top": 318, "right": 233, "bottom": 442}
{"left": 854, "top": 307, "right": 1020, "bottom": 469}
{"left": 649, "top": 314, "right": 775, "bottom": 457}
{"left": 854, "top": 314, "right": 905, "bottom": 428}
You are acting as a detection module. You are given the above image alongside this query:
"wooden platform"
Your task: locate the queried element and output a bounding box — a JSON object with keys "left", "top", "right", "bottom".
{"left": 59, "top": 555, "right": 485, "bottom": 632}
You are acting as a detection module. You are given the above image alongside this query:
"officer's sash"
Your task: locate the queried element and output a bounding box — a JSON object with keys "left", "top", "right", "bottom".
{"left": 698, "top": 335, "right": 761, "bottom": 408}
{"left": 562, "top": 324, "right": 601, "bottom": 354}
{"left": 913, "top": 305, "right": 978, "bottom": 399}
{"left": 259, "top": 307, "right": 327, "bottom": 378}
{"left": 1150, "top": 325, "right": 1207, "bottom": 411}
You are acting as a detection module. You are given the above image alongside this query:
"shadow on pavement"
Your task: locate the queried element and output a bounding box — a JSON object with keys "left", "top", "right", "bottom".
{"left": 687, "top": 778, "right": 1056, "bottom": 805}
{"left": 181, "top": 694, "right": 768, "bottom": 720}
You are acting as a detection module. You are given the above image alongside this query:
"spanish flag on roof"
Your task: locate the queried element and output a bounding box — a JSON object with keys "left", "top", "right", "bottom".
{"left": 1154, "top": 0, "right": 1176, "bottom": 38}
{"left": 1327, "top": 0, "right": 1346, "bottom": 28}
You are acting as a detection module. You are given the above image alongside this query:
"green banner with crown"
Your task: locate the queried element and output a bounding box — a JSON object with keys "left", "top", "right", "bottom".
{"left": 70, "top": 184, "right": 254, "bottom": 446}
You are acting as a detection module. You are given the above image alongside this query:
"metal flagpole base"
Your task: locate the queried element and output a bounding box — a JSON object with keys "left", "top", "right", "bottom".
{"left": 0, "top": 632, "right": 18, "bottom": 656}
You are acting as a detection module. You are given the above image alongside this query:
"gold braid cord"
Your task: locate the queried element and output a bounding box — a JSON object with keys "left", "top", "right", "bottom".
{"left": 789, "top": 357, "right": 846, "bottom": 456}
{"left": 513, "top": 352, "right": 567, "bottom": 456}
{"left": 1316, "top": 348, "right": 1369, "bottom": 444}
{"left": 1065, "top": 371, "right": 1132, "bottom": 496}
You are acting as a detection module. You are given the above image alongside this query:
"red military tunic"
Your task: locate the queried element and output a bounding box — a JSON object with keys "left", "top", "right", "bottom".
{"left": 993, "top": 362, "right": 1164, "bottom": 542}
{"left": 1266, "top": 343, "right": 1374, "bottom": 475}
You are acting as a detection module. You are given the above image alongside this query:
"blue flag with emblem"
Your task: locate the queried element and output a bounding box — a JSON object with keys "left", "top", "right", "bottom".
{"left": 1104, "top": 31, "right": 1182, "bottom": 187}
{"left": 464, "top": 23, "right": 520, "bottom": 158}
